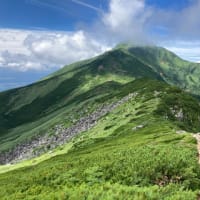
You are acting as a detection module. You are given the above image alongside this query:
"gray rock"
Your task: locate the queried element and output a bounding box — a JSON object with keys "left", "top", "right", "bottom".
{"left": 0, "top": 92, "right": 137, "bottom": 164}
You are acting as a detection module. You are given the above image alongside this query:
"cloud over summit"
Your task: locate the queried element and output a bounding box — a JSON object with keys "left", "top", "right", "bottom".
{"left": 0, "top": 0, "right": 200, "bottom": 71}
{"left": 102, "top": 0, "right": 151, "bottom": 43}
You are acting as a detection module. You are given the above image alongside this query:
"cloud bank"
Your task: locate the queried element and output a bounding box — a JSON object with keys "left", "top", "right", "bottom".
{"left": 1, "top": 0, "right": 200, "bottom": 71}
{"left": 0, "top": 30, "right": 110, "bottom": 71}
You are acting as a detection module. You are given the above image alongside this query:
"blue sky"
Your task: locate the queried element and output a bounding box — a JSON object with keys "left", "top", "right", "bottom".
{"left": 146, "top": 0, "right": 193, "bottom": 10}
{"left": 0, "top": 0, "right": 194, "bottom": 30}
{"left": 0, "top": 0, "right": 200, "bottom": 91}
{"left": 0, "top": 0, "right": 106, "bottom": 30}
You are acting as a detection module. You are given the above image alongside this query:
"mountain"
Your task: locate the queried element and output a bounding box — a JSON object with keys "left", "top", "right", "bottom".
{"left": 0, "top": 47, "right": 162, "bottom": 154}
{"left": 120, "top": 44, "right": 200, "bottom": 94}
{"left": 0, "top": 45, "right": 200, "bottom": 199}
{"left": 1, "top": 45, "right": 200, "bottom": 154}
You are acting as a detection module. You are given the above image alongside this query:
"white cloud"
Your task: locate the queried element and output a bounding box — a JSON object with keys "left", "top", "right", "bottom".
{"left": 148, "top": 0, "right": 200, "bottom": 40}
{"left": 174, "top": 0, "right": 200, "bottom": 37}
{"left": 0, "top": 29, "right": 29, "bottom": 54}
{"left": 0, "top": 29, "right": 111, "bottom": 71}
{"left": 26, "top": 30, "right": 110, "bottom": 66}
{"left": 101, "top": 0, "right": 200, "bottom": 42}
{"left": 101, "top": 0, "right": 200, "bottom": 62}
{"left": 102, "top": 0, "right": 152, "bottom": 43}
{"left": 0, "top": 55, "right": 4, "bottom": 64}
{"left": 1, "top": 0, "right": 200, "bottom": 72}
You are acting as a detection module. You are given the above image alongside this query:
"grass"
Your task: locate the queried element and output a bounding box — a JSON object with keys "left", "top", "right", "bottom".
{"left": 0, "top": 47, "right": 163, "bottom": 152}
{"left": 125, "top": 45, "right": 200, "bottom": 95}
{"left": 0, "top": 79, "right": 200, "bottom": 199}
{"left": 0, "top": 144, "right": 72, "bottom": 174}
{"left": 1, "top": 45, "right": 200, "bottom": 199}
{"left": 0, "top": 117, "right": 199, "bottom": 199}
{"left": 1, "top": 45, "right": 199, "bottom": 152}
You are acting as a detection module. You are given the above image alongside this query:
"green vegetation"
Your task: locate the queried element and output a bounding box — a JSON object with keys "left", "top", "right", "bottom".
{"left": 1, "top": 45, "right": 199, "bottom": 152}
{"left": 0, "top": 79, "right": 200, "bottom": 199}
{"left": 123, "top": 45, "right": 200, "bottom": 95}
{"left": 1, "top": 45, "right": 200, "bottom": 199}
{"left": 0, "top": 139, "right": 199, "bottom": 199}
{"left": 0, "top": 47, "right": 163, "bottom": 152}
{"left": 0, "top": 120, "right": 199, "bottom": 200}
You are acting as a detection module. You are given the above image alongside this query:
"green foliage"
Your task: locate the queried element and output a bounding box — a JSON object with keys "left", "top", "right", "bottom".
{"left": 155, "top": 87, "right": 200, "bottom": 132}
{"left": 1, "top": 45, "right": 200, "bottom": 152}
{"left": 126, "top": 45, "right": 200, "bottom": 95}
{"left": 0, "top": 87, "right": 200, "bottom": 199}
{"left": 0, "top": 48, "right": 162, "bottom": 152}
{"left": 1, "top": 183, "right": 197, "bottom": 200}
{"left": 1, "top": 46, "right": 200, "bottom": 199}
{"left": 0, "top": 125, "right": 199, "bottom": 199}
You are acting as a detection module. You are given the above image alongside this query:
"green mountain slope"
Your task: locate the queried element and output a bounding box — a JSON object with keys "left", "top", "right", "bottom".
{"left": 1, "top": 45, "right": 200, "bottom": 199}
{"left": 122, "top": 45, "right": 200, "bottom": 94}
{"left": 0, "top": 48, "right": 162, "bottom": 153}
{"left": 0, "top": 79, "right": 200, "bottom": 199}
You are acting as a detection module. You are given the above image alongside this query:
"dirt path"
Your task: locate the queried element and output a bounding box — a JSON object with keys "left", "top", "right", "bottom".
{"left": 193, "top": 133, "right": 200, "bottom": 163}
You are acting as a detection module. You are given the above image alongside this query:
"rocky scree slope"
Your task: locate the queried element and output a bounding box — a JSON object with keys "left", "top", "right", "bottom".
{"left": 0, "top": 93, "right": 136, "bottom": 164}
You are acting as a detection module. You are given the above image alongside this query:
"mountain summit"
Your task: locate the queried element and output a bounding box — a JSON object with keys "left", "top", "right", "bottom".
{"left": 0, "top": 45, "right": 200, "bottom": 199}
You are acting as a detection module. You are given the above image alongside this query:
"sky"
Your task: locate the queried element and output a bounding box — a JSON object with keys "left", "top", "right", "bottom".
{"left": 0, "top": 0, "right": 200, "bottom": 91}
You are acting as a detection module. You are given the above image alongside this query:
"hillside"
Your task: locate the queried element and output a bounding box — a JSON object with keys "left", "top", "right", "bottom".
{"left": 1, "top": 45, "right": 200, "bottom": 156}
{"left": 0, "top": 78, "right": 200, "bottom": 199}
{"left": 1, "top": 45, "right": 200, "bottom": 199}
{"left": 0, "top": 48, "right": 162, "bottom": 154}
{"left": 120, "top": 45, "right": 200, "bottom": 94}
